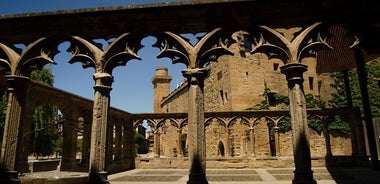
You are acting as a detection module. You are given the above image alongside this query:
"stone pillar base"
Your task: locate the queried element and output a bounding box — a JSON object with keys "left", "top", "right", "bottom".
{"left": 0, "top": 171, "right": 21, "bottom": 184}
{"left": 88, "top": 171, "right": 109, "bottom": 184}
{"left": 292, "top": 170, "right": 316, "bottom": 184}
{"left": 187, "top": 172, "right": 208, "bottom": 184}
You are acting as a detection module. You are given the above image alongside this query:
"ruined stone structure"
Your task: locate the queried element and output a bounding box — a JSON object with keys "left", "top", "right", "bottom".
{"left": 1, "top": 1, "right": 380, "bottom": 184}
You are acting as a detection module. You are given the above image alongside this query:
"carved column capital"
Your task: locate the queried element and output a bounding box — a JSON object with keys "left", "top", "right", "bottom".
{"left": 182, "top": 68, "right": 209, "bottom": 78}
{"left": 280, "top": 63, "right": 307, "bottom": 79}
{"left": 182, "top": 68, "right": 209, "bottom": 90}
{"left": 280, "top": 63, "right": 307, "bottom": 88}
{"left": 93, "top": 72, "right": 113, "bottom": 95}
{"left": 5, "top": 75, "right": 30, "bottom": 92}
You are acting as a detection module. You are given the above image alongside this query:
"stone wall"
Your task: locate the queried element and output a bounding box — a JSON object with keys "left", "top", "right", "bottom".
{"left": 161, "top": 84, "right": 188, "bottom": 113}
{"left": 156, "top": 115, "right": 355, "bottom": 159}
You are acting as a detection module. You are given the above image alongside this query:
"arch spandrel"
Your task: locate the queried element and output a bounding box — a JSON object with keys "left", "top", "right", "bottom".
{"left": 205, "top": 117, "right": 226, "bottom": 128}
{"left": 133, "top": 119, "right": 144, "bottom": 129}
{"left": 0, "top": 38, "right": 60, "bottom": 76}
{"left": 67, "top": 33, "right": 143, "bottom": 75}
{"left": 153, "top": 28, "right": 233, "bottom": 69}
{"left": 249, "top": 22, "right": 332, "bottom": 65}
{"left": 168, "top": 118, "right": 180, "bottom": 129}
{"left": 179, "top": 118, "right": 188, "bottom": 129}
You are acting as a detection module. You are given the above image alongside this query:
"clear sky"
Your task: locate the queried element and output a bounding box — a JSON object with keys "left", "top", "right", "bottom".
{"left": 0, "top": 0, "right": 190, "bottom": 113}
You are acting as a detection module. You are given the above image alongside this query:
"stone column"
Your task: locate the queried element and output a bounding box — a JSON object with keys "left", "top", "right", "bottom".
{"left": 177, "top": 129, "right": 183, "bottom": 157}
{"left": 127, "top": 122, "right": 135, "bottom": 168}
{"left": 88, "top": 73, "right": 113, "bottom": 184}
{"left": 280, "top": 63, "right": 316, "bottom": 184}
{"left": 122, "top": 121, "right": 128, "bottom": 159}
{"left": 225, "top": 129, "right": 231, "bottom": 157}
{"left": 0, "top": 76, "right": 29, "bottom": 184}
{"left": 61, "top": 118, "right": 78, "bottom": 171}
{"left": 18, "top": 109, "right": 34, "bottom": 174}
{"left": 81, "top": 117, "right": 91, "bottom": 169}
{"left": 353, "top": 48, "right": 379, "bottom": 170}
{"left": 114, "top": 122, "right": 122, "bottom": 162}
{"left": 352, "top": 109, "right": 366, "bottom": 157}
{"left": 240, "top": 136, "right": 247, "bottom": 157}
{"left": 273, "top": 126, "right": 280, "bottom": 156}
{"left": 122, "top": 119, "right": 134, "bottom": 170}
{"left": 323, "top": 121, "right": 333, "bottom": 157}
{"left": 153, "top": 131, "right": 160, "bottom": 158}
{"left": 183, "top": 68, "right": 209, "bottom": 184}
{"left": 106, "top": 121, "right": 113, "bottom": 165}
{"left": 249, "top": 128, "right": 255, "bottom": 157}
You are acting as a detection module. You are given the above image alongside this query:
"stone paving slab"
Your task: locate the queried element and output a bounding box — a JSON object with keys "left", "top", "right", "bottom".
{"left": 108, "top": 167, "right": 380, "bottom": 184}
{"left": 19, "top": 167, "right": 380, "bottom": 184}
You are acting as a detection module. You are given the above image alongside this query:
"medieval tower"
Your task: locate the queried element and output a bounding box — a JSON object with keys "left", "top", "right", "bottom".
{"left": 152, "top": 67, "right": 172, "bottom": 113}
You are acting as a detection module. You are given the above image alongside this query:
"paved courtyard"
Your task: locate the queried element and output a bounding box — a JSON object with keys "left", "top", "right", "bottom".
{"left": 108, "top": 167, "right": 380, "bottom": 184}
{"left": 20, "top": 166, "right": 379, "bottom": 184}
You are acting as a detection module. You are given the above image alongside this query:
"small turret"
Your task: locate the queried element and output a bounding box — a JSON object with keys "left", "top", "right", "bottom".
{"left": 152, "top": 67, "right": 172, "bottom": 112}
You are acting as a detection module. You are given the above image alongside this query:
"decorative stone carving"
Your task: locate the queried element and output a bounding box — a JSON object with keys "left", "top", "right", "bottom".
{"left": 67, "top": 33, "right": 143, "bottom": 184}
{"left": 250, "top": 23, "right": 332, "bottom": 184}
{"left": 154, "top": 28, "right": 233, "bottom": 184}
{"left": 0, "top": 38, "right": 59, "bottom": 184}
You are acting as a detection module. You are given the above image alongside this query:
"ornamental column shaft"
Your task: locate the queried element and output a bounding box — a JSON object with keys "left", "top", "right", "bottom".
{"left": 353, "top": 48, "right": 379, "bottom": 170}
{"left": 0, "top": 76, "right": 30, "bottom": 184}
{"left": 81, "top": 117, "right": 91, "bottom": 168}
{"left": 249, "top": 128, "right": 255, "bottom": 157}
{"left": 153, "top": 131, "right": 160, "bottom": 158}
{"left": 127, "top": 121, "right": 135, "bottom": 167}
{"left": 225, "top": 129, "right": 231, "bottom": 157}
{"left": 114, "top": 122, "right": 122, "bottom": 162}
{"left": 61, "top": 119, "right": 78, "bottom": 171}
{"left": 281, "top": 63, "right": 316, "bottom": 184}
{"left": 177, "top": 129, "right": 183, "bottom": 157}
{"left": 154, "top": 28, "right": 232, "bottom": 184}
{"left": 274, "top": 127, "right": 280, "bottom": 156}
{"left": 67, "top": 33, "right": 142, "bottom": 183}
{"left": 250, "top": 23, "right": 330, "bottom": 184}
{"left": 88, "top": 73, "right": 113, "bottom": 184}
{"left": 183, "top": 68, "right": 209, "bottom": 184}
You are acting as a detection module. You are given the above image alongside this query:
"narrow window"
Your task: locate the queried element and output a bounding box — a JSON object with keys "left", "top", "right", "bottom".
{"left": 220, "top": 90, "right": 224, "bottom": 105}
{"left": 309, "top": 77, "right": 314, "bottom": 90}
{"left": 243, "top": 36, "right": 252, "bottom": 52}
{"left": 217, "top": 71, "right": 222, "bottom": 80}
{"left": 273, "top": 63, "right": 279, "bottom": 71}
{"left": 267, "top": 92, "right": 276, "bottom": 106}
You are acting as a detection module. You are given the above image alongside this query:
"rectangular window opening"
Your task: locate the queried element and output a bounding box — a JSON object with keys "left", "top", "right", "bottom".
{"left": 309, "top": 77, "right": 314, "bottom": 90}
{"left": 267, "top": 92, "right": 277, "bottom": 106}
{"left": 273, "top": 63, "right": 279, "bottom": 71}
{"left": 217, "top": 71, "right": 223, "bottom": 80}
{"left": 243, "top": 36, "right": 252, "bottom": 52}
{"left": 220, "top": 90, "right": 224, "bottom": 105}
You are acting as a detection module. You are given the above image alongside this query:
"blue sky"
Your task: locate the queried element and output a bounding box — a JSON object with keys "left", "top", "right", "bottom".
{"left": 0, "top": 0, "right": 189, "bottom": 113}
